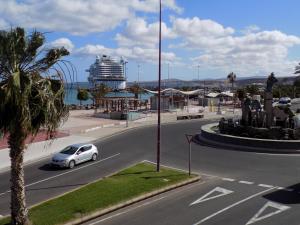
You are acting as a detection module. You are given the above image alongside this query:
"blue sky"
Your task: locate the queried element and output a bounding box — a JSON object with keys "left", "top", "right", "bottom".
{"left": 1, "top": 0, "right": 300, "bottom": 82}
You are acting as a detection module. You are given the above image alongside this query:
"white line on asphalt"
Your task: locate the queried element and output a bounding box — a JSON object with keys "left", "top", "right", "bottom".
{"left": 276, "top": 187, "right": 284, "bottom": 190}
{"left": 239, "top": 181, "right": 254, "bottom": 185}
{"left": 258, "top": 184, "right": 274, "bottom": 188}
{"left": 193, "top": 187, "right": 277, "bottom": 225}
{"left": 222, "top": 178, "right": 235, "bottom": 182}
{"left": 284, "top": 188, "right": 294, "bottom": 192}
{"left": 87, "top": 196, "right": 166, "bottom": 225}
{"left": 246, "top": 201, "right": 291, "bottom": 225}
{"left": 0, "top": 153, "right": 121, "bottom": 197}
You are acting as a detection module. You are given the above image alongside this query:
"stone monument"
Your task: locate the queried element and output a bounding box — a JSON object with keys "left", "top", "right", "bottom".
{"left": 264, "top": 72, "right": 278, "bottom": 128}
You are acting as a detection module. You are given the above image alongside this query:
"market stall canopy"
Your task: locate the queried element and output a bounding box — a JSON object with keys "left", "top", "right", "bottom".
{"left": 143, "top": 88, "right": 202, "bottom": 95}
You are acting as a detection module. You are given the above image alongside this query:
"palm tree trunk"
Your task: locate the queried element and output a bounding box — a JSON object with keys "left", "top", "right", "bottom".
{"left": 8, "top": 126, "right": 30, "bottom": 225}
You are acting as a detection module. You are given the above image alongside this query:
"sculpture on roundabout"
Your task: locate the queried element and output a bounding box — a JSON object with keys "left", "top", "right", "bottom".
{"left": 219, "top": 72, "right": 300, "bottom": 140}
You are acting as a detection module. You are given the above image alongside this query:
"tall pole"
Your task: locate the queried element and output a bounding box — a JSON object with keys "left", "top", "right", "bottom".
{"left": 124, "top": 61, "right": 129, "bottom": 127}
{"left": 157, "top": 0, "right": 162, "bottom": 172}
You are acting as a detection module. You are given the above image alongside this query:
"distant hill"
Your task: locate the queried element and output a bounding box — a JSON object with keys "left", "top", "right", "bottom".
{"left": 68, "top": 75, "right": 299, "bottom": 90}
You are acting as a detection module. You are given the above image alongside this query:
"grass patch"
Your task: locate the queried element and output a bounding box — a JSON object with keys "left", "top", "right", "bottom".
{"left": 0, "top": 162, "right": 194, "bottom": 225}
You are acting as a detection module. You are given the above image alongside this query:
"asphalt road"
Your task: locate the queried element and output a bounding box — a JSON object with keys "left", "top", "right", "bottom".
{"left": 1, "top": 119, "right": 300, "bottom": 225}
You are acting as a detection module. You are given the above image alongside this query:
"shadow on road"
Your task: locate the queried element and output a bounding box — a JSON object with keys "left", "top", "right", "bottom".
{"left": 38, "top": 164, "right": 69, "bottom": 171}
{"left": 263, "top": 183, "right": 300, "bottom": 204}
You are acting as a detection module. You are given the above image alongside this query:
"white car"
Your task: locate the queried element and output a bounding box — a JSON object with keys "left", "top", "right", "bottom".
{"left": 51, "top": 143, "right": 98, "bottom": 168}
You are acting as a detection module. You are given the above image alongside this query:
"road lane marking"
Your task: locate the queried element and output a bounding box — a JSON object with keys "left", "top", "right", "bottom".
{"left": 193, "top": 186, "right": 276, "bottom": 225}
{"left": 246, "top": 201, "right": 291, "bottom": 225}
{"left": 239, "top": 181, "right": 254, "bottom": 185}
{"left": 258, "top": 184, "right": 274, "bottom": 188}
{"left": 190, "top": 187, "right": 233, "bottom": 206}
{"left": 0, "top": 153, "right": 120, "bottom": 197}
{"left": 87, "top": 196, "right": 166, "bottom": 225}
{"left": 222, "top": 178, "right": 235, "bottom": 182}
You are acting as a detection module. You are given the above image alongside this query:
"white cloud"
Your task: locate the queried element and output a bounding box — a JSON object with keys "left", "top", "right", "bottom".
{"left": 0, "top": 0, "right": 182, "bottom": 35}
{"left": 191, "top": 30, "right": 300, "bottom": 75}
{"left": 50, "top": 38, "right": 74, "bottom": 52}
{"left": 115, "top": 17, "right": 176, "bottom": 48}
{"left": 169, "top": 16, "right": 300, "bottom": 76}
{"left": 241, "top": 25, "right": 260, "bottom": 35}
{"left": 74, "top": 44, "right": 179, "bottom": 64}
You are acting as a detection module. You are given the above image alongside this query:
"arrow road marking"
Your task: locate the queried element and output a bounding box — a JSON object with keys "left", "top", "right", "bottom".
{"left": 193, "top": 187, "right": 276, "bottom": 225}
{"left": 190, "top": 187, "right": 233, "bottom": 206}
{"left": 246, "top": 201, "right": 291, "bottom": 225}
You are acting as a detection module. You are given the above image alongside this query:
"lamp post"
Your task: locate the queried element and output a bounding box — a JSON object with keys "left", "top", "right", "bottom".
{"left": 124, "top": 61, "right": 129, "bottom": 128}
{"left": 156, "top": 0, "right": 162, "bottom": 172}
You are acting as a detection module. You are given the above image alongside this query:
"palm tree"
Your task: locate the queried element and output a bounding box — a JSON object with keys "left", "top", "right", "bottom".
{"left": 227, "top": 72, "right": 237, "bottom": 113}
{"left": 0, "top": 27, "right": 71, "bottom": 224}
{"left": 227, "top": 72, "right": 236, "bottom": 91}
{"left": 90, "top": 83, "right": 111, "bottom": 111}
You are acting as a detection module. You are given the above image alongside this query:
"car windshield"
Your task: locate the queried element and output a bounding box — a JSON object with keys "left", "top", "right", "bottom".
{"left": 60, "top": 146, "right": 78, "bottom": 155}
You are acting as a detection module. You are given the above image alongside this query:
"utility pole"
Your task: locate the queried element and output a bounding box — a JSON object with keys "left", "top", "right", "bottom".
{"left": 157, "top": 0, "right": 162, "bottom": 172}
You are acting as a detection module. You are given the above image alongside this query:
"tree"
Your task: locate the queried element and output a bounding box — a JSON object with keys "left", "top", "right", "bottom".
{"left": 227, "top": 72, "right": 236, "bottom": 91}
{"left": 129, "top": 83, "right": 142, "bottom": 99}
{"left": 295, "top": 62, "right": 300, "bottom": 74}
{"left": 77, "top": 88, "right": 89, "bottom": 105}
{"left": 245, "top": 84, "right": 260, "bottom": 96}
{"left": 236, "top": 88, "right": 246, "bottom": 101}
{"left": 0, "top": 27, "right": 71, "bottom": 224}
{"left": 90, "top": 83, "right": 111, "bottom": 111}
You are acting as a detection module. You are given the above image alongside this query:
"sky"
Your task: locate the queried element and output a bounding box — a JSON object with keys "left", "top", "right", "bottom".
{"left": 1, "top": 0, "right": 300, "bottom": 82}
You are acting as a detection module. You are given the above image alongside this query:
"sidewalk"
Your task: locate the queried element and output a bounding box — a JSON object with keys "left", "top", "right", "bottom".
{"left": 0, "top": 107, "right": 240, "bottom": 172}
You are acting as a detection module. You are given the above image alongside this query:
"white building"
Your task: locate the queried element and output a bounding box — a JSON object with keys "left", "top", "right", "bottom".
{"left": 86, "top": 55, "right": 126, "bottom": 90}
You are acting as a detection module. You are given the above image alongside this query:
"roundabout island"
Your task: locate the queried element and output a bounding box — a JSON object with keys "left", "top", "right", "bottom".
{"left": 196, "top": 73, "right": 300, "bottom": 154}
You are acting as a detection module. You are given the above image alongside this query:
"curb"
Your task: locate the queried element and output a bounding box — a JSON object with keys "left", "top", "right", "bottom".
{"left": 64, "top": 176, "right": 200, "bottom": 225}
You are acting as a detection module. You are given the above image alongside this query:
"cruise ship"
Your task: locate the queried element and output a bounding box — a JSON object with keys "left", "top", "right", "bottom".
{"left": 86, "top": 55, "right": 126, "bottom": 90}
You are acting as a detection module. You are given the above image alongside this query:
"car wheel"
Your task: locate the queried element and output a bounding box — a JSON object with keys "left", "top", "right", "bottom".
{"left": 69, "top": 160, "right": 75, "bottom": 169}
{"left": 91, "top": 153, "right": 97, "bottom": 161}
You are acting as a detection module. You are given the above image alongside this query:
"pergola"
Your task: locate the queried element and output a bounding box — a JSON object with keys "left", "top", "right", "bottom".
{"left": 95, "top": 97, "right": 141, "bottom": 112}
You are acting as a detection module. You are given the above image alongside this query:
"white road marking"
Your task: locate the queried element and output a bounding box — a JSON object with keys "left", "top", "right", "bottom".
{"left": 193, "top": 187, "right": 276, "bottom": 225}
{"left": 258, "top": 184, "right": 274, "bottom": 188}
{"left": 276, "top": 187, "right": 284, "bottom": 190}
{"left": 239, "top": 181, "right": 254, "bottom": 185}
{"left": 190, "top": 187, "right": 233, "bottom": 206}
{"left": 0, "top": 153, "right": 120, "bottom": 197}
{"left": 222, "top": 178, "right": 235, "bottom": 182}
{"left": 87, "top": 196, "right": 166, "bottom": 225}
{"left": 284, "top": 188, "right": 294, "bottom": 192}
{"left": 246, "top": 201, "right": 291, "bottom": 225}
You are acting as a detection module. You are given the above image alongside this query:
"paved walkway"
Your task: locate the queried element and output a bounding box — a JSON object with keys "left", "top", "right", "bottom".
{"left": 0, "top": 107, "right": 240, "bottom": 172}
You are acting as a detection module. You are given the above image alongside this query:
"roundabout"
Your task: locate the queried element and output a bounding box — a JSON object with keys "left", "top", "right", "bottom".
{"left": 196, "top": 123, "right": 300, "bottom": 154}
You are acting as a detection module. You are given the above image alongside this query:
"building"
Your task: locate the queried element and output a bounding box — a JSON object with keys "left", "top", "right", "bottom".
{"left": 86, "top": 55, "right": 126, "bottom": 90}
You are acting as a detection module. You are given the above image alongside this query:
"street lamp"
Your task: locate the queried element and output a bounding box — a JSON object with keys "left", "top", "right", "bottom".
{"left": 124, "top": 61, "right": 129, "bottom": 128}
{"left": 156, "top": 0, "right": 162, "bottom": 172}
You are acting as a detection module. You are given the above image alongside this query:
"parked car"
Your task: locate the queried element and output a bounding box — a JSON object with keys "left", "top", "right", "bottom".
{"left": 51, "top": 143, "right": 98, "bottom": 168}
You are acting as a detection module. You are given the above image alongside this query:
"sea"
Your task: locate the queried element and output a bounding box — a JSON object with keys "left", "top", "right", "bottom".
{"left": 64, "top": 82, "right": 153, "bottom": 105}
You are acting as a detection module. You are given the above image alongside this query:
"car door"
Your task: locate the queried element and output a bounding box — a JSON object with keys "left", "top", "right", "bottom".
{"left": 82, "top": 145, "right": 93, "bottom": 161}
{"left": 75, "top": 147, "right": 85, "bottom": 163}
